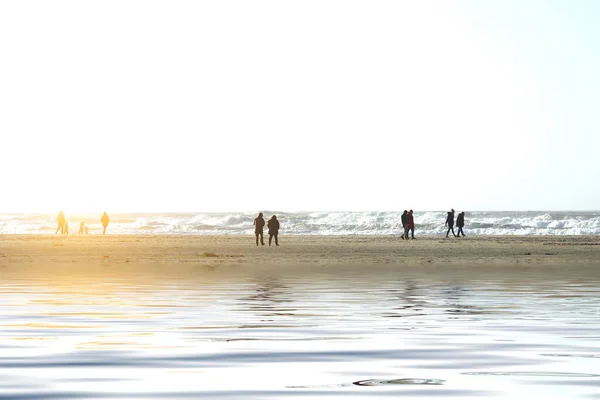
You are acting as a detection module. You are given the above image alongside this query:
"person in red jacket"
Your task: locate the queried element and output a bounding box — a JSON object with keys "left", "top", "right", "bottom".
{"left": 407, "top": 210, "right": 415, "bottom": 239}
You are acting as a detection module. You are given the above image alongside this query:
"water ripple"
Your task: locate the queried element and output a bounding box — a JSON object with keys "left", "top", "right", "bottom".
{"left": 1, "top": 265, "right": 600, "bottom": 398}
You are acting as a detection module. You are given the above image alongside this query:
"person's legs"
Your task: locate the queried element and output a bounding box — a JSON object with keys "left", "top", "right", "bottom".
{"left": 255, "top": 233, "right": 259, "bottom": 246}
{"left": 268, "top": 234, "right": 273, "bottom": 246}
{"left": 274, "top": 233, "right": 279, "bottom": 246}
{"left": 446, "top": 227, "right": 451, "bottom": 237}
{"left": 55, "top": 224, "right": 61, "bottom": 235}
{"left": 404, "top": 226, "right": 410, "bottom": 240}
{"left": 410, "top": 227, "right": 414, "bottom": 239}
{"left": 259, "top": 232, "right": 264, "bottom": 245}
{"left": 103, "top": 226, "right": 107, "bottom": 235}
{"left": 458, "top": 227, "right": 465, "bottom": 237}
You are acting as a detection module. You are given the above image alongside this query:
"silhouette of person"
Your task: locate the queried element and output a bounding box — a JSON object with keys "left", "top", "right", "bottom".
{"left": 55, "top": 211, "right": 66, "bottom": 234}
{"left": 456, "top": 212, "right": 466, "bottom": 237}
{"left": 78, "top": 221, "right": 86, "bottom": 235}
{"left": 253, "top": 212, "right": 265, "bottom": 246}
{"left": 267, "top": 215, "right": 280, "bottom": 246}
{"left": 445, "top": 209, "right": 457, "bottom": 237}
{"left": 400, "top": 210, "right": 409, "bottom": 240}
{"left": 407, "top": 210, "right": 415, "bottom": 239}
{"left": 101, "top": 212, "right": 109, "bottom": 235}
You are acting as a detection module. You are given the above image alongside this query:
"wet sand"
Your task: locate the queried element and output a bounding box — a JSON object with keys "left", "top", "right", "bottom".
{"left": 2, "top": 234, "right": 600, "bottom": 399}
{"left": 1, "top": 234, "right": 599, "bottom": 270}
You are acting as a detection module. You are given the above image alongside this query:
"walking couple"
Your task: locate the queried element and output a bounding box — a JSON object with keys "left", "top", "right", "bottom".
{"left": 400, "top": 210, "right": 415, "bottom": 240}
{"left": 445, "top": 209, "right": 466, "bottom": 237}
{"left": 253, "top": 212, "right": 280, "bottom": 246}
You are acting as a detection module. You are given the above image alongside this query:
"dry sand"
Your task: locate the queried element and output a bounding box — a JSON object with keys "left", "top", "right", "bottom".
{"left": 1, "top": 234, "right": 599, "bottom": 269}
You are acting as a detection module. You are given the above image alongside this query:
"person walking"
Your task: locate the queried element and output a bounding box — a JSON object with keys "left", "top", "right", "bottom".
{"left": 78, "top": 221, "right": 86, "bottom": 235}
{"left": 253, "top": 212, "right": 265, "bottom": 246}
{"left": 445, "top": 209, "right": 457, "bottom": 238}
{"left": 400, "top": 210, "right": 409, "bottom": 240}
{"left": 407, "top": 210, "right": 415, "bottom": 239}
{"left": 456, "top": 212, "right": 466, "bottom": 237}
{"left": 101, "top": 212, "right": 110, "bottom": 235}
{"left": 267, "top": 215, "right": 280, "bottom": 246}
{"left": 55, "top": 211, "right": 66, "bottom": 234}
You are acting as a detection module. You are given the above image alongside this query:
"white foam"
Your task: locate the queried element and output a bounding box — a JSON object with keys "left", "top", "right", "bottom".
{"left": 1, "top": 211, "right": 599, "bottom": 235}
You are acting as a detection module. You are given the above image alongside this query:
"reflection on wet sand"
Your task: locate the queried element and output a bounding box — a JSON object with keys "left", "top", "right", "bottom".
{"left": 1, "top": 263, "right": 600, "bottom": 399}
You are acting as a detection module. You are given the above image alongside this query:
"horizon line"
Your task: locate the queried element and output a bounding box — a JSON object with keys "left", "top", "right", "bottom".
{"left": 1, "top": 209, "right": 599, "bottom": 214}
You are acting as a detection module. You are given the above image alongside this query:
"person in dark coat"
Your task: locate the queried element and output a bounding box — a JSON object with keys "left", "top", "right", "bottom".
{"left": 400, "top": 210, "right": 409, "bottom": 240}
{"left": 267, "top": 215, "right": 280, "bottom": 246}
{"left": 456, "top": 212, "right": 466, "bottom": 237}
{"left": 407, "top": 210, "right": 415, "bottom": 239}
{"left": 445, "top": 209, "right": 457, "bottom": 238}
{"left": 253, "top": 212, "right": 265, "bottom": 246}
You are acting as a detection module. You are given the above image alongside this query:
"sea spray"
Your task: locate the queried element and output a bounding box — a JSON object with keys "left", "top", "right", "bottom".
{"left": 1, "top": 211, "right": 599, "bottom": 235}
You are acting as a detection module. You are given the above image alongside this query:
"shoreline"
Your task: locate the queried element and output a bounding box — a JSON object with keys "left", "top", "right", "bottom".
{"left": 1, "top": 234, "right": 599, "bottom": 268}
{"left": 2, "top": 211, "right": 600, "bottom": 237}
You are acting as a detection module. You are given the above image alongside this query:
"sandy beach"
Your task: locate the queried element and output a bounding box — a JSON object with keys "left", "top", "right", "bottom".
{"left": 1, "top": 234, "right": 599, "bottom": 270}
{"left": 2, "top": 234, "right": 600, "bottom": 399}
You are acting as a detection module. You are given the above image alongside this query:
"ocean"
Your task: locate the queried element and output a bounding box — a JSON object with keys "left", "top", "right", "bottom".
{"left": 1, "top": 211, "right": 599, "bottom": 235}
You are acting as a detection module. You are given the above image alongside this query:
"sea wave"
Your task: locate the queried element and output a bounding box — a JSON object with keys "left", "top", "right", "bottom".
{"left": 1, "top": 211, "right": 599, "bottom": 235}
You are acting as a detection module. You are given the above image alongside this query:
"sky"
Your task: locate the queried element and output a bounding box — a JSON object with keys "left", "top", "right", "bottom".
{"left": 0, "top": 0, "right": 598, "bottom": 212}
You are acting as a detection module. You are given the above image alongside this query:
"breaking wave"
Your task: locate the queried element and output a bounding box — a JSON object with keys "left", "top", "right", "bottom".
{"left": 1, "top": 211, "right": 599, "bottom": 235}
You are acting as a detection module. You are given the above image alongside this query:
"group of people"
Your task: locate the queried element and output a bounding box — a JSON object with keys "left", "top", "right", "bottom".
{"left": 400, "top": 210, "right": 415, "bottom": 240}
{"left": 252, "top": 210, "right": 466, "bottom": 244}
{"left": 253, "top": 213, "right": 280, "bottom": 246}
{"left": 400, "top": 209, "right": 467, "bottom": 239}
{"left": 445, "top": 209, "right": 466, "bottom": 238}
{"left": 53, "top": 210, "right": 468, "bottom": 240}
{"left": 55, "top": 211, "right": 111, "bottom": 235}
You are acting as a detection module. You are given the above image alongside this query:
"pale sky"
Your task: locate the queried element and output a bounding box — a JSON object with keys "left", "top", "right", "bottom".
{"left": 1, "top": 0, "right": 598, "bottom": 212}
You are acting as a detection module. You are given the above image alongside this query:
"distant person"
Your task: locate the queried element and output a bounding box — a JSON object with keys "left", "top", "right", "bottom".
{"left": 456, "top": 212, "right": 466, "bottom": 237}
{"left": 101, "top": 212, "right": 110, "bottom": 235}
{"left": 267, "top": 215, "right": 280, "bottom": 246}
{"left": 253, "top": 212, "right": 265, "bottom": 246}
{"left": 78, "top": 221, "right": 87, "bottom": 235}
{"left": 400, "top": 210, "right": 409, "bottom": 240}
{"left": 55, "top": 211, "right": 66, "bottom": 234}
{"left": 445, "top": 209, "right": 457, "bottom": 238}
{"left": 407, "top": 210, "right": 415, "bottom": 239}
